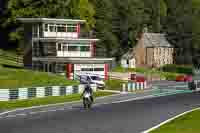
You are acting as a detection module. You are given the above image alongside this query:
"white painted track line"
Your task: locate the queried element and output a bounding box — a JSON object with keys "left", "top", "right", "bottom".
{"left": 5, "top": 115, "right": 16, "bottom": 118}
{"left": 16, "top": 113, "right": 26, "bottom": 116}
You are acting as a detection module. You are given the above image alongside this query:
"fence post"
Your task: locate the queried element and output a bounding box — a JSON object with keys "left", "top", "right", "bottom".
{"left": 132, "top": 82, "right": 136, "bottom": 92}
{"left": 122, "top": 83, "right": 126, "bottom": 92}
{"left": 144, "top": 81, "right": 147, "bottom": 89}
{"left": 128, "top": 82, "right": 132, "bottom": 92}
{"left": 136, "top": 82, "right": 140, "bottom": 91}
{"left": 18, "top": 88, "right": 28, "bottom": 100}
{"left": 0, "top": 89, "right": 9, "bottom": 101}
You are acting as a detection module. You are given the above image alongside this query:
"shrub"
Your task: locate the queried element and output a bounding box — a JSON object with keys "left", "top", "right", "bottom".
{"left": 160, "top": 64, "right": 193, "bottom": 74}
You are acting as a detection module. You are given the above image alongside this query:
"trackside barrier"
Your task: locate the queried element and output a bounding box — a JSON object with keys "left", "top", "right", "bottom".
{"left": 122, "top": 81, "right": 148, "bottom": 92}
{"left": 0, "top": 84, "right": 97, "bottom": 101}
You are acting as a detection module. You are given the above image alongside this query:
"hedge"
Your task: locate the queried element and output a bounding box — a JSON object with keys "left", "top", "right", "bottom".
{"left": 160, "top": 64, "right": 193, "bottom": 75}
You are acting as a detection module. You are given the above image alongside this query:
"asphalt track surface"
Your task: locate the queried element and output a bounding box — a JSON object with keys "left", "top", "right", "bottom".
{"left": 0, "top": 92, "right": 200, "bottom": 133}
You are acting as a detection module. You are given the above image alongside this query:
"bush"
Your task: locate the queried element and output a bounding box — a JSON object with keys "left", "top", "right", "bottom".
{"left": 160, "top": 64, "right": 193, "bottom": 75}
{"left": 165, "top": 73, "right": 177, "bottom": 80}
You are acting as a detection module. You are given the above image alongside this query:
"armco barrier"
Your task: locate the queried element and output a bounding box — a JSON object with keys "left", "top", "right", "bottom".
{"left": 0, "top": 84, "right": 97, "bottom": 101}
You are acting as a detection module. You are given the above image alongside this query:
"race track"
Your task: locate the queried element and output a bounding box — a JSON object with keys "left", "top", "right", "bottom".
{"left": 0, "top": 92, "right": 200, "bottom": 133}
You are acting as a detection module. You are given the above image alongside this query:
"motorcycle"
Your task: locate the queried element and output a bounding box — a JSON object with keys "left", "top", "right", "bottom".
{"left": 83, "top": 92, "right": 93, "bottom": 109}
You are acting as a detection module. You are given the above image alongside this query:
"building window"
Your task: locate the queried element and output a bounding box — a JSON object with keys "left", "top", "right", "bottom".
{"left": 33, "top": 25, "right": 38, "bottom": 37}
{"left": 63, "top": 45, "right": 68, "bottom": 51}
{"left": 81, "top": 68, "right": 93, "bottom": 71}
{"left": 49, "top": 25, "right": 56, "bottom": 32}
{"left": 32, "top": 61, "right": 43, "bottom": 71}
{"left": 57, "top": 25, "right": 66, "bottom": 32}
{"left": 57, "top": 43, "right": 91, "bottom": 52}
{"left": 167, "top": 48, "right": 169, "bottom": 55}
{"left": 56, "top": 63, "right": 66, "bottom": 73}
{"left": 32, "top": 42, "right": 40, "bottom": 57}
{"left": 159, "top": 48, "right": 161, "bottom": 55}
{"left": 44, "top": 24, "right": 48, "bottom": 32}
{"left": 94, "top": 68, "right": 104, "bottom": 71}
{"left": 80, "top": 46, "right": 90, "bottom": 52}
{"left": 68, "top": 46, "right": 79, "bottom": 51}
{"left": 67, "top": 24, "right": 77, "bottom": 32}
{"left": 44, "top": 23, "right": 78, "bottom": 33}
{"left": 57, "top": 43, "right": 62, "bottom": 51}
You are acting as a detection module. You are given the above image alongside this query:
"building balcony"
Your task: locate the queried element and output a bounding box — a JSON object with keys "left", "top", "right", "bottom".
{"left": 33, "top": 30, "right": 97, "bottom": 39}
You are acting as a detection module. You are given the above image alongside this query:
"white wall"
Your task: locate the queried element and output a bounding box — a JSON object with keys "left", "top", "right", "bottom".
{"left": 121, "top": 59, "right": 128, "bottom": 68}
{"left": 121, "top": 58, "right": 136, "bottom": 68}
{"left": 44, "top": 32, "right": 78, "bottom": 38}
{"left": 74, "top": 64, "right": 105, "bottom": 78}
{"left": 57, "top": 51, "right": 91, "bottom": 57}
{"left": 129, "top": 58, "right": 136, "bottom": 68}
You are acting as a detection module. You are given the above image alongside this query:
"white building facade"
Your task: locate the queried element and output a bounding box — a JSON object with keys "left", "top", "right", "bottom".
{"left": 18, "top": 18, "right": 113, "bottom": 80}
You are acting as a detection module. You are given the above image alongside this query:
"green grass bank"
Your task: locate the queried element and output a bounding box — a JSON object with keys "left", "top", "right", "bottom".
{"left": 0, "top": 49, "right": 78, "bottom": 89}
{"left": 0, "top": 67, "right": 79, "bottom": 89}
{"left": 151, "top": 109, "right": 200, "bottom": 133}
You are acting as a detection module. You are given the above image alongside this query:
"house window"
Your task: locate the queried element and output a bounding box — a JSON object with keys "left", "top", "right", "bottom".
{"left": 159, "top": 48, "right": 161, "bottom": 55}
{"left": 57, "top": 43, "right": 62, "bottom": 51}
{"left": 127, "top": 60, "right": 129, "bottom": 65}
{"left": 168, "top": 49, "right": 170, "bottom": 54}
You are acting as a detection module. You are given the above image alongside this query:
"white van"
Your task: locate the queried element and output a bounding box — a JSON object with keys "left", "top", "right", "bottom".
{"left": 78, "top": 74, "right": 105, "bottom": 89}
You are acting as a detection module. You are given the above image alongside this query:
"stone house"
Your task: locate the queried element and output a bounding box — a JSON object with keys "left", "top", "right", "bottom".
{"left": 134, "top": 32, "right": 174, "bottom": 68}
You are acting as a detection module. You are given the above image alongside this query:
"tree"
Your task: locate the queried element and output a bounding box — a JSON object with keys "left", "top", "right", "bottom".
{"left": 161, "top": 0, "right": 194, "bottom": 65}
{"left": 1, "top": 0, "right": 95, "bottom": 48}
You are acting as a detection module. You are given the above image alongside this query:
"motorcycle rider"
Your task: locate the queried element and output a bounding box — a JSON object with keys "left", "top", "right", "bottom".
{"left": 81, "top": 83, "right": 94, "bottom": 103}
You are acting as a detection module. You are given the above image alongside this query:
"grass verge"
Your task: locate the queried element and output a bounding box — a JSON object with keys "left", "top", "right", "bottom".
{"left": 151, "top": 109, "right": 200, "bottom": 133}
{"left": 0, "top": 67, "right": 79, "bottom": 89}
{"left": 0, "top": 91, "right": 115, "bottom": 111}
{"left": 112, "top": 66, "right": 180, "bottom": 80}
{"left": 105, "top": 79, "right": 127, "bottom": 91}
